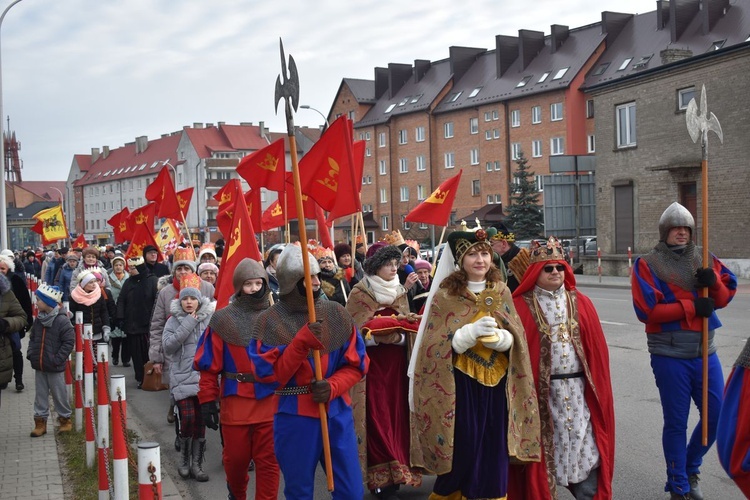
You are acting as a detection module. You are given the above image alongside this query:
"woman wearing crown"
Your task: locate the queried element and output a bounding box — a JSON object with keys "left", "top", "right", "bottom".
{"left": 509, "top": 236, "right": 614, "bottom": 500}
{"left": 409, "top": 223, "right": 540, "bottom": 500}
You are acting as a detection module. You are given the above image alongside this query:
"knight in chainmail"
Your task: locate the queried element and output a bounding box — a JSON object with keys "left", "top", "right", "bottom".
{"left": 716, "top": 338, "right": 750, "bottom": 497}
{"left": 193, "top": 258, "right": 279, "bottom": 500}
{"left": 249, "top": 244, "right": 369, "bottom": 499}
{"left": 631, "top": 202, "right": 737, "bottom": 500}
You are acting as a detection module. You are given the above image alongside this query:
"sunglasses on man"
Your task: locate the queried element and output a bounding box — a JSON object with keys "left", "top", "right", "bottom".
{"left": 543, "top": 264, "right": 566, "bottom": 273}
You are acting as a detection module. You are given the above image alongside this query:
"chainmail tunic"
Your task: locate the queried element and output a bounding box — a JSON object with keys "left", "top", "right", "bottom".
{"left": 735, "top": 337, "right": 750, "bottom": 370}
{"left": 208, "top": 293, "right": 270, "bottom": 347}
{"left": 641, "top": 242, "right": 703, "bottom": 292}
{"left": 253, "top": 291, "right": 356, "bottom": 355}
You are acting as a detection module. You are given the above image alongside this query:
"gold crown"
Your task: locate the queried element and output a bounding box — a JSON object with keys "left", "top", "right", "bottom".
{"left": 307, "top": 240, "right": 334, "bottom": 261}
{"left": 179, "top": 272, "right": 202, "bottom": 291}
{"left": 404, "top": 239, "right": 420, "bottom": 252}
{"left": 173, "top": 246, "right": 194, "bottom": 263}
{"left": 529, "top": 236, "right": 567, "bottom": 264}
{"left": 382, "top": 230, "right": 405, "bottom": 247}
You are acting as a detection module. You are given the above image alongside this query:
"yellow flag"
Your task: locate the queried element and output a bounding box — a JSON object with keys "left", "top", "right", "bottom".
{"left": 33, "top": 205, "right": 69, "bottom": 244}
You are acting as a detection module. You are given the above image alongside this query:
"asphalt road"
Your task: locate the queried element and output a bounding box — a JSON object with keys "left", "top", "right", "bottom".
{"left": 120, "top": 284, "right": 749, "bottom": 499}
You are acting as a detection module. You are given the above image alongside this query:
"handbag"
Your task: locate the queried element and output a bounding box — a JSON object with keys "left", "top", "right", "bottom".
{"left": 141, "top": 361, "right": 169, "bottom": 391}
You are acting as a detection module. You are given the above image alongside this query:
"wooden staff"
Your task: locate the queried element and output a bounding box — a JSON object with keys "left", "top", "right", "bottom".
{"left": 275, "top": 38, "right": 335, "bottom": 491}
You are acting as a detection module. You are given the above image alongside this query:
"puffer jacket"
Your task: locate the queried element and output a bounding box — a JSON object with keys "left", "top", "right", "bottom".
{"left": 56, "top": 264, "right": 76, "bottom": 302}
{"left": 26, "top": 311, "right": 75, "bottom": 372}
{"left": 162, "top": 297, "right": 214, "bottom": 401}
{"left": 0, "top": 274, "right": 28, "bottom": 384}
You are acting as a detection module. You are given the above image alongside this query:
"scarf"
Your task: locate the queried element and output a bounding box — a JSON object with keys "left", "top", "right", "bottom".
{"left": 71, "top": 284, "right": 102, "bottom": 306}
{"left": 365, "top": 274, "right": 399, "bottom": 305}
{"left": 37, "top": 306, "right": 60, "bottom": 327}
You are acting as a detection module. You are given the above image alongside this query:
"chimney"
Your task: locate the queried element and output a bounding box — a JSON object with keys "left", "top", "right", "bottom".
{"left": 495, "top": 34, "right": 519, "bottom": 78}
{"left": 448, "top": 47, "right": 485, "bottom": 82}
{"left": 414, "top": 59, "right": 431, "bottom": 83}
{"left": 218, "top": 121, "right": 225, "bottom": 127}
{"left": 206, "top": 123, "right": 214, "bottom": 128}
{"left": 240, "top": 122, "right": 253, "bottom": 126}
{"left": 657, "top": 0, "right": 670, "bottom": 29}
{"left": 518, "top": 30, "right": 545, "bottom": 70}
{"left": 660, "top": 47, "right": 693, "bottom": 64}
{"left": 669, "top": 0, "right": 700, "bottom": 43}
{"left": 193, "top": 122, "right": 204, "bottom": 129}
{"left": 102, "top": 146, "right": 110, "bottom": 159}
{"left": 135, "top": 135, "right": 148, "bottom": 154}
{"left": 91, "top": 147, "right": 100, "bottom": 163}
{"left": 550, "top": 25, "right": 569, "bottom": 53}
{"left": 388, "top": 63, "right": 413, "bottom": 99}
{"left": 259, "top": 121, "right": 269, "bottom": 138}
{"left": 601, "top": 11, "right": 634, "bottom": 41}
{"left": 374, "top": 67, "right": 389, "bottom": 99}
{"left": 702, "top": 0, "right": 730, "bottom": 35}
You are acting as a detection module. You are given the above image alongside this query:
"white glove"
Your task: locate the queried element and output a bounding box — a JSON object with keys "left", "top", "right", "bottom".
{"left": 483, "top": 328, "right": 514, "bottom": 352}
{"left": 452, "top": 316, "right": 498, "bottom": 354}
{"left": 102, "top": 326, "right": 111, "bottom": 343}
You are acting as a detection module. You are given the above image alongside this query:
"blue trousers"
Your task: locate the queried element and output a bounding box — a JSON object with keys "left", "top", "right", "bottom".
{"left": 650, "top": 353, "right": 724, "bottom": 495}
{"left": 274, "top": 407, "right": 363, "bottom": 500}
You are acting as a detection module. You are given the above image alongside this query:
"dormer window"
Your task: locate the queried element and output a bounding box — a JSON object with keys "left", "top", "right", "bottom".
{"left": 516, "top": 76, "right": 532, "bottom": 88}
{"left": 618, "top": 58, "right": 633, "bottom": 71}
{"left": 552, "top": 67, "right": 569, "bottom": 80}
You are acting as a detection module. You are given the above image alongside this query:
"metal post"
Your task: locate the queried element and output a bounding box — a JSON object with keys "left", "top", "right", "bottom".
{"left": 0, "top": 0, "right": 24, "bottom": 249}
{"left": 137, "top": 442, "right": 161, "bottom": 500}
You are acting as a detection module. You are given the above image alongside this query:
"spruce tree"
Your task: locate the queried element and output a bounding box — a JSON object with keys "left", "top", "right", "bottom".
{"left": 506, "top": 150, "right": 544, "bottom": 239}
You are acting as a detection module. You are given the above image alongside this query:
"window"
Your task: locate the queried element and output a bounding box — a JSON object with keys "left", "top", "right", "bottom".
{"left": 362, "top": 176, "right": 367, "bottom": 185}
{"left": 511, "top": 143, "right": 521, "bottom": 161}
{"left": 378, "top": 132, "right": 386, "bottom": 147}
{"left": 472, "top": 180, "right": 481, "bottom": 196}
{"left": 365, "top": 132, "right": 370, "bottom": 140}
{"left": 492, "top": 110, "right": 499, "bottom": 120}
{"left": 444, "top": 122, "right": 454, "bottom": 138}
{"left": 616, "top": 102, "right": 637, "bottom": 148}
{"left": 381, "top": 215, "right": 389, "bottom": 231}
{"left": 586, "top": 99, "right": 595, "bottom": 118}
{"left": 592, "top": 62, "right": 609, "bottom": 76}
{"left": 380, "top": 188, "right": 388, "bottom": 203}
{"left": 398, "top": 129, "right": 407, "bottom": 144}
{"left": 470, "top": 149, "right": 479, "bottom": 165}
{"left": 469, "top": 87, "right": 482, "bottom": 98}
{"left": 485, "top": 131, "right": 492, "bottom": 141}
{"left": 494, "top": 161, "right": 501, "bottom": 171}
{"left": 469, "top": 118, "right": 479, "bottom": 134}
{"left": 399, "top": 158, "right": 408, "bottom": 173}
{"left": 486, "top": 161, "right": 493, "bottom": 172}
{"left": 379, "top": 160, "right": 387, "bottom": 175}
{"left": 385, "top": 103, "right": 396, "bottom": 113}
{"left": 415, "top": 126, "right": 425, "bottom": 142}
{"left": 444, "top": 152, "right": 455, "bottom": 169}
{"left": 410, "top": 94, "right": 423, "bottom": 103}
{"left": 484, "top": 111, "right": 492, "bottom": 122}
{"left": 402, "top": 216, "right": 411, "bottom": 230}
{"left": 550, "top": 103, "right": 563, "bottom": 121}
{"left": 487, "top": 195, "right": 494, "bottom": 204}
{"left": 709, "top": 39, "right": 726, "bottom": 51}
{"left": 532, "top": 140, "right": 542, "bottom": 158}
{"left": 632, "top": 54, "right": 653, "bottom": 69}
{"left": 495, "top": 194, "right": 502, "bottom": 204}
{"left": 535, "top": 175, "right": 544, "bottom": 192}
{"left": 537, "top": 71, "right": 550, "bottom": 83}
{"left": 416, "top": 155, "right": 426, "bottom": 171}
{"left": 419, "top": 222, "right": 428, "bottom": 229}
{"left": 366, "top": 148, "right": 371, "bottom": 157}
{"left": 400, "top": 186, "right": 409, "bottom": 202}
{"left": 348, "top": 111, "right": 355, "bottom": 120}
{"left": 449, "top": 91, "right": 462, "bottom": 102}
{"left": 678, "top": 87, "right": 695, "bottom": 111}
{"left": 493, "top": 129, "right": 500, "bottom": 139}
{"left": 398, "top": 96, "right": 409, "bottom": 107}
{"left": 552, "top": 67, "right": 569, "bottom": 80}
{"left": 417, "top": 185, "right": 426, "bottom": 200}
{"left": 531, "top": 106, "right": 541, "bottom": 124}
{"left": 550, "top": 137, "right": 565, "bottom": 155}
{"left": 587, "top": 134, "right": 596, "bottom": 153}
{"left": 516, "top": 76, "right": 532, "bottom": 88}
{"left": 617, "top": 58, "right": 633, "bottom": 71}
{"left": 511, "top": 110, "right": 520, "bottom": 127}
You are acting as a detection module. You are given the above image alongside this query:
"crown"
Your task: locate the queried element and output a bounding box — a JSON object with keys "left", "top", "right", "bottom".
{"left": 179, "top": 272, "right": 202, "bottom": 291}
{"left": 127, "top": 256, "right": 144, "bottom": 267}
{"left": 37, "top": 283, "right": 63, "bottom": 304}
{"left": 529, "top": 236, "right": 567, "bottom": 264}
{"left": 447, "top": 221, "right": 490, "bottom": 264}
{"left": 382, "top": 230, "right": 405, "bottom": 247}
{"left": 404, "top": 239, "right": 420, "bottom": 253}
{"left": 173, "top": 246, "right": 194, "bottom": 263}
{"left": 199, "top": 243, "right": 216, "bottom": 254}
{"left": 308, "top": 240, "right": 334, "bottom": 262}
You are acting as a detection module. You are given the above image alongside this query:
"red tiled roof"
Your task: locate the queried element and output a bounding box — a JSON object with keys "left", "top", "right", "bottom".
{"left": 73, "top": 154, "right": 92, "bottom": 172}
{"left": 184, "top": 124, "right": 268, "bottom": 158}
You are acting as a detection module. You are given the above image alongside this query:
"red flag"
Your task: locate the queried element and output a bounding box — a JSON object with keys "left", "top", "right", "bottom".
{"left": 72, "top": 234, "right": 87, "bottom": 250}
{"left": 145, "top": 167, "right": 182, "bottom": 220}
{"left": 107, "top": 207, "right": 131, "bottom": 244}
{"left": 215, "top": 180, "right": 243, "bottom": 237}
{"left": 284, "top": 172, "right": 318, "bottom": 220}
{"left": 124, "top": 222, "right": 163, "bottom": 262}
{"left": 315, "top": 204, "right": 334, "bottom": 249}
{"left": 294, "top": 115, "right": 357, "bottom": 214}
{"left": 262, "top": 199, "right": 285, "bottom": 230}
{"left": 404, "top": 170, "right": 463, "bottom": 226}
{"left": 236, "top": 138, "right": 286, "bottom": 193}
{"left": 176, "top": 188, "right": 194, "bottom": 219}
{"left": 128, "top": 203, "right": 157, "bottom": 233}
{"left": 327, "top": 138, "right": 364, "bottom": 223}
{"left": 245, "top": 188, "right": 263, "bottom": 234}
{"left": 214, "top": 191, "right": 262, "bottom": 308}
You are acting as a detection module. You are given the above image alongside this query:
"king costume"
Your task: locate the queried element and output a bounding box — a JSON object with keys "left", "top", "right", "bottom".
{"left": 249, "top": 244, "right": 369, "bottom": 500}
{"left": 510, "top": 237, "right": 615, "bottom": 500}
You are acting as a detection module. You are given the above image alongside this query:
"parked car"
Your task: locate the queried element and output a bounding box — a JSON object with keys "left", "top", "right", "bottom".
{"left": 569, "top": 235, "right": 597, "bottom": 262}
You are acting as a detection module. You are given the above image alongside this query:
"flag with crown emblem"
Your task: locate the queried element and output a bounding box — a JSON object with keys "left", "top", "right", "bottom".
{"left": 145, "top": 167, "right": 182, "bottom": 220}
{"left": 176, "top": 188, "right": 194, "bottom": 220}
{"left": 214, "top": 189, "right": 262, "bottom": 308}
{"left": 71, "top": 233, "right": 87, "bottom": 250}
{"left": 214, "top": 180, "right": 242, "bottom": 237}
{"left": 155, "top": 219, "right": 182, "bottom": 255}
{"left": 236, "top": 138, "right": 286, "bottom": 193}
{"left": 107, "top": 207, "right": 131, "bottom": 243}
{"left": 127, "top": 203, "right": 157, "bottom": 233}
{"left": 124, "top": 221, "right": 162, "bottom": 263}
{"left": 326, "top": 138, "right": 364, "bottom": 223}
{"left": 262, "top": 198, "right": 285, "bottom": 230}
{"left": 404, "top": 169, "right": 463, "bottom": 226}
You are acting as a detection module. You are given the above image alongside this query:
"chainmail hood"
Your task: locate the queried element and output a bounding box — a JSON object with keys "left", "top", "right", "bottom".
{"left": 208, "top": 293, "right": 270, "bottom": 346}
{"left": 642, "top": 241, "right": 702, "bottom": 292}
{"left": 658, "top": 202, "right": 695, "bottom": 242}
{"left": 232, "top": 258, "right": 267, "bottom": 298}
{"left": 276, "top": 244, "right": 320, "bottom": 296}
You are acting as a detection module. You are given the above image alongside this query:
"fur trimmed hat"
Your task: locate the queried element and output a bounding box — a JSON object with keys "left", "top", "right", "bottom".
{"left": 363, "top": 244, "right": 402, "bottom": 276}
{"left": 82, "top": 246, "right": 100, "bottom": 258}
{"left": 36, "top": 284, "right": 63, "bottom": 308}
{"left": 333, "top": 243, "right": 352, "bottom": 262}
{"left": 172, "top": 247, "right": 197, "bottom": 273}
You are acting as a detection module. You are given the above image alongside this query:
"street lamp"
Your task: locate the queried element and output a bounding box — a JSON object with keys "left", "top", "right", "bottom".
{"left": 300, "top": 104, "right": 329, "bottom": 128}
{"left": 0, "top": 0, "right": 23, "bottom": 250}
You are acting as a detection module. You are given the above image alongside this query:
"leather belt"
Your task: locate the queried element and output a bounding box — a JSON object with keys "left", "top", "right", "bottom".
{"left": 274, "top": 385, "right": 311, "bottom": 396}
{"left": 550, "top": 371, "right": 584, "bottom": 380}
{"left": 223, "top": 372, "right": 256, "bottom": 383}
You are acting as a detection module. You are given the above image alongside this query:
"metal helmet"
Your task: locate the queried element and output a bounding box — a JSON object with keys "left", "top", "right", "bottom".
{"left": 276, "top": 244, "right": 320, "bottom": 296}
{"left": 658, "top": 202, "right": 695, "bottom": 241}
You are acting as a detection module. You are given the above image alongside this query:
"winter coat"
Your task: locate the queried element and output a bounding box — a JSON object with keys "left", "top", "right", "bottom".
{"left": 43, "top": 257, "right": 63, "bottom": 284}
{"left": 108, "top": 271, "right": 128, "bottom": 338}
{"left": 23, "top": 259, "right": 41, "bottom": 279}
{"left": 0, "top": 274, "right": 28, "bottom": 384}
{"left": 162, "top": 297, "right": 214, "bottom": 401}
{"left": 69, "top": 290, "right": 110, "bottom": 341}
{"left": 149, "top": 276, "right": 214, "bottom": 364}
{"left": 70, "top": 259, "right": 110, "bottom": 291}
{"left": 117, "top": 271, "right": 159, "bottom": 336}
{"left": 26, "top": 311, "right": 75, "bottom": 373}
{"left": 7, "top": 272, "right": 33, "bottom": 337}
{"left": 56, "top": 264, "right": 76, "bottom": 302}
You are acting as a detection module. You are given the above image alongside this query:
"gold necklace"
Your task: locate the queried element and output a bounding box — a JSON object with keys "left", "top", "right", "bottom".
{"left": 532, "top": 289, "right": 572, "bottom": 344}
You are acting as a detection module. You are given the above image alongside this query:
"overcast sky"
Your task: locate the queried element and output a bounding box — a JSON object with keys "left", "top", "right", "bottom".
{"left": 3, "top": 0, "right": 657, "bottom": 181}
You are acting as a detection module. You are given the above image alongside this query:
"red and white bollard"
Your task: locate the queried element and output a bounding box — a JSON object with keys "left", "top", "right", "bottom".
{"left": 62, "top": 302, "right": 72, "bottom": 400}
{"left": 83, "top": 323, "right": 95, "bottom": 468}
{"left": 96, "top": 342, "right": 110, "bottom": 500}
{"left": 31, "top": 292, "right": 38, "bottom": 319}
{"left": 597, "top": 247, "right": 602, "bottom": 283}
{"left": 628, "top": 246, "right": 633, "bottom": 275}
{"left": 110, "top": 375, "right": 129, "bottom": 500}
{"left": 74, "top": 312, "right": 84, "bottom": 432}
{"left": 138, "top": 442, "right": 162, "bottom": 500}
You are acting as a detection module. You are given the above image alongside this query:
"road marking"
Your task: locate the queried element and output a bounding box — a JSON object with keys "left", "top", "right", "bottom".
{"left": 601, "top": 320, "right": 629, "bottom": 326}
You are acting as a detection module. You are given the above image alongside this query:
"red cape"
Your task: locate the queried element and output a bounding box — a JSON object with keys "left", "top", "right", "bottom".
{"left": 509, "top": 289, "right": 615, "bottom": 500}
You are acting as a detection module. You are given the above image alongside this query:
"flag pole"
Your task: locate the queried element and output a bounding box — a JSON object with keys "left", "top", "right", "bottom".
{"left": 431, "top": 226, "right": 447, "bottom": 271}
{"left": 275, "top": 38, "right": 335, "bottom": 491}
